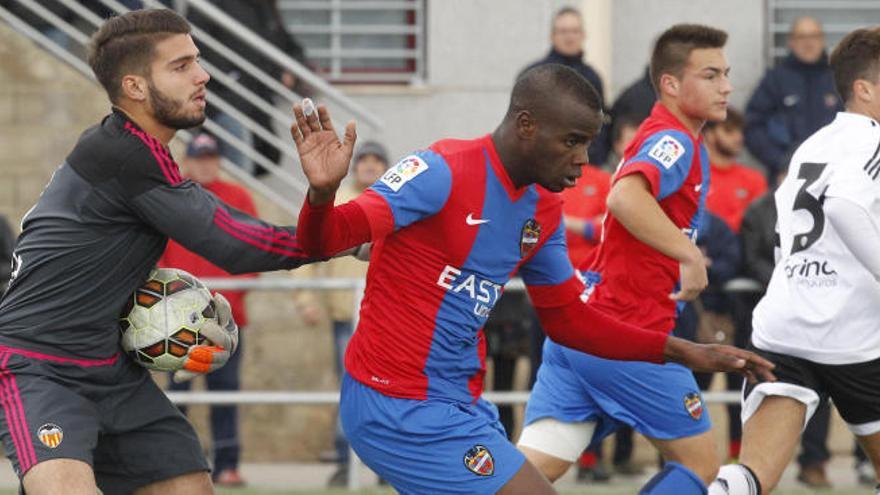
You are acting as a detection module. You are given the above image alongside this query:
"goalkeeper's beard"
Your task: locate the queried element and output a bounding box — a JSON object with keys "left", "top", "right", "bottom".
{"left": 148, "top": 80, "right": 207, "bottom": 130}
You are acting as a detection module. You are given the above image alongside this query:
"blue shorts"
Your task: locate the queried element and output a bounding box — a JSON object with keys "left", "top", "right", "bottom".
{"left": 340, "top": 374, "right": 525, "bottom": 495}
{"left": 525, "top": 340, "right": 711, "bottom": 445}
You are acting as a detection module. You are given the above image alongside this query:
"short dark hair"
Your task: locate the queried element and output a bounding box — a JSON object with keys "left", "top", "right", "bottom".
{"left": 88, "top": 9, "right": 191, "bottom": 103}
{"left": 507, "top": 64, "right": 602, "bottom": 122}
{"left": 830, "top": 27, "right": 880, "bottom": 103}
{"left": 553, "top": 6, "right": 582, "bottom": 26}
{"left": 611, "top": 114, "right": 643, "bottom": 145}
{"left": 650, "top": 24, "right": 728, "bottom": 94}
{"left": 703, "top": 106, "right": 744, "bottom": 132}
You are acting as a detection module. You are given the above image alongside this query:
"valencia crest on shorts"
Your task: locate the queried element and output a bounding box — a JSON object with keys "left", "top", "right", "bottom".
{"left": 520, "top": 219, "right": 541, "bottom": 257}
{"left": 463, "top": 444, "right": 494, "bottom": 476}
{"left": 684, "top": 392, "right": 703, "bottom": 420}
{"left": 37, "top": 423, "right": 63, "bottom": 448}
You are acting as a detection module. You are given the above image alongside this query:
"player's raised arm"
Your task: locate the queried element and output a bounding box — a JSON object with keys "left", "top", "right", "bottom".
{"left": 293, "top": 100, "right": 453, "bottom": 258}
{"left": 119, "top": 137, "right": 318, "bottom": 274}
{"left": 291, "top": 98, "right": 358, "bottom": 206}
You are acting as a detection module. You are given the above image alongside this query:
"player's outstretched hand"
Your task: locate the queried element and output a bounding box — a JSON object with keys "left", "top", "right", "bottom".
{"left": 290, "top": 98, "right": 357, "bottom": 205}
{"left": 173, "top": 293, "right": 240, "bottom": 383}
{"left": 670, "top": 255, "right": 708, "bottom": 301}
{"left": 663, "top": 336, "right": 776, "bottom": 384}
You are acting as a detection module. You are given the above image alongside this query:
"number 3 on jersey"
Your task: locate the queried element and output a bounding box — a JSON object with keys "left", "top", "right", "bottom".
{"left": 791, "top": 162, "right": 828, "bottom": 255}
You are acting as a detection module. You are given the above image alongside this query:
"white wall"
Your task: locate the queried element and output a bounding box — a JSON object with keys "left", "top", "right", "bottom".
{"left": 339, "top": 0, "right": 573, "bottom": 163}
{"left": 610, "top": 0, "right": 766, "bottom": 110}
{"left": 337, "top": 0, "right": 768, "bottom": 167}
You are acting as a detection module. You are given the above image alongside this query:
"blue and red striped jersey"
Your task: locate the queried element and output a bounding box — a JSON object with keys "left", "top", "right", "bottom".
{"left": 346, "top": 135, "right": 573, "bottom": 403}
{"left": 586, "top": 103, "right": 710, "bottom": 333}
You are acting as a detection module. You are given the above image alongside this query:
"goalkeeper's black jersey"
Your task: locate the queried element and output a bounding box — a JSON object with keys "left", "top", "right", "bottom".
{"left": 0, "top": 109, "right": 314, "bottom": 358}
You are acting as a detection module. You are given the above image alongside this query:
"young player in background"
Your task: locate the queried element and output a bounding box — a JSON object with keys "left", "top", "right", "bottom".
{"left": 710, "top": 26, "right": 880, "bottom": 495}
{"left": 518, "top": 24, "right": 734, "bottom": 495}
{"left": 289, "top": 63, "right": 773, "bottom": 494}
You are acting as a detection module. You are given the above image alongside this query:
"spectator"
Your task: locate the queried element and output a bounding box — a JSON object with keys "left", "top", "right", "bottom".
{"left": 589, "top": 68, "right": 656, "bottom": 174}
{"left": 703, "top": 108, "right": 767, "bottom": 233}
{"left": 560, "top": 155, "right": 611, "bottom": 269}
{"left": 737, "top": 175, "right": 834, "bottom": 488}
{"left": 0, "top": 215, "right": 14, "bottom": 294}
{"left": 605, "top": 114, "right": 642, "bottom": 168}
{"left": 744, "top": 16, "right": 842, "bottom": 177}
{"left": 610, "top": 67, "right": 656, "bottom": 126}
{"left": 159, "top": 132, "right": 258, "bottom": 488}
{"left": 295, "top": 141, "right": 389, "bottom": 488}
{"left": 191, "top": 0, "right": 309, "bottom": 175}
{"left": 521, "top": 6, "right": 609, "bottom": 164}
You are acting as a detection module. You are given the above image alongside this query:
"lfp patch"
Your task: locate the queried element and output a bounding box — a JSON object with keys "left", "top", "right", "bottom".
{"left": 380, "top": 155, "right": 429, "bottom": 192}
{"left": 37, "top": 423, "right": 63, "bottom": 449}
{"left": 648, "top": 134, "right": 685, "bottom": 169}
{"left": 520, "top": 219, "right": 541, "bottom": 257}
{"left": 463, "top": 444, "right": 495, "bottom": 476}
{"left": 684, "top": 392, "right": 703, "bottom": 420}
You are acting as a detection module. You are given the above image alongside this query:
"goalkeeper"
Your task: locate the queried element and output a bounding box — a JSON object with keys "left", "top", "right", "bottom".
{"left": 0, "top": 9, "right": 325, "bottom": 495}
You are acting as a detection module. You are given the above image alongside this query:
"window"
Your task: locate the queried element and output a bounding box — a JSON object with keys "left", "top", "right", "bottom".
{"left": 767, "top": 0, "right": 880, "bottom": 65}
{"left": 278, "top": 0, "right": 425, "bottom": 84}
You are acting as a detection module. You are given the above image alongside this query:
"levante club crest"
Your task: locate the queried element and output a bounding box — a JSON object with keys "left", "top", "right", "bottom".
{"left": 463, "top": 444, "right": 495, "bottom": 476}
{"left": 684, "top": 392, "right": 703, "bottom": 420}
{"left": 520, "top": 219, "right": 541, "bottom": 257}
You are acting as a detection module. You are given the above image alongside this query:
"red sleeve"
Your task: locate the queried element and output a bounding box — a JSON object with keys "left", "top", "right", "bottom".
{"left": 614, "top": 163, "right": 661, "bottom": 198}
{"left": 296, "top": 189, "right": 395, "bottom": 257}
{"left": 528, "top": 276, "right": 667, "bottom": 363}
{"left": 751, "top": 171, "right": 768, "bottom": 199}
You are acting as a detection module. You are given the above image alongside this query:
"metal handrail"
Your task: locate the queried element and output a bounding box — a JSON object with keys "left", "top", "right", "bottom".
{"left": 52, "top": 0, "right": 302, "bottom": 195}
{"left": 279, "top": 0, "right": 422, "bottom": 10}
{"left": 138, "top": 0, "right": 302, "bottom": 127}
{"left": 0, "top": 3, "right": 92, "bottom": 73}
{"left": 186, "top": 0, "right": 383, "bottom": 129}
{"left": 3, "top": 0, "right": 303, "bottom": 211}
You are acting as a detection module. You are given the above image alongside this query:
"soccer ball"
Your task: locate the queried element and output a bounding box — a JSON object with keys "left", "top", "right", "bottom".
{"left": 119, "top": 268, "right": 217, "bottom": 372}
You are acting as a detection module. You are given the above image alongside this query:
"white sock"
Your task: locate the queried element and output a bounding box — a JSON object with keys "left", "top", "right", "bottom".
{"left": 708, "top": 464, "right": 761, "bottom": 495}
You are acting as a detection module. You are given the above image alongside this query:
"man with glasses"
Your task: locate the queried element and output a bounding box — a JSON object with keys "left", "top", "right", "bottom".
{"left": 744, "top": 16, "right": 842, "bottom": 179}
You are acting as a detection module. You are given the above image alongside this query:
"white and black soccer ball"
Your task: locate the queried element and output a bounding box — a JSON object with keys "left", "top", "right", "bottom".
{"left": 119, "top": 268, "right": 217, "bottom": 372}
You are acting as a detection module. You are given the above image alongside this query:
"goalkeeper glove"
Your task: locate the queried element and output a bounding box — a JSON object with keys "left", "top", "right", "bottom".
{"left": 173, "top": 293, "right": 239, "bottom": 383}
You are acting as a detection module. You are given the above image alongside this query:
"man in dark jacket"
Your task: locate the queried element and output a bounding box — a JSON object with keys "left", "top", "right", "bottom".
{"left": 609, "top": 67, "right": 656, "bottom": 125}
{"left": 744, "top": 16, "right": 842, "bottom": 177}
{"left": 522, "top": 7, "right": 609, "bottom": 164}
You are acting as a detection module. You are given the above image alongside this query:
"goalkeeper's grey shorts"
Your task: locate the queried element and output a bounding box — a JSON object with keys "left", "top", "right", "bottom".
{"left": 0, "top": 345, "right": 209, "bottom": 494}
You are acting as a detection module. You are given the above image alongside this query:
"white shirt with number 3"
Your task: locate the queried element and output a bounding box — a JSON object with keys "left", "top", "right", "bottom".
{"left": 753, "top": 112, "right": 880, "bottom": 365}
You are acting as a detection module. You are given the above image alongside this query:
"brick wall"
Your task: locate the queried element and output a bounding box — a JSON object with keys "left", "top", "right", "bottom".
{"left": 0, "top": 22, "right": 337, "bottom": 462}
